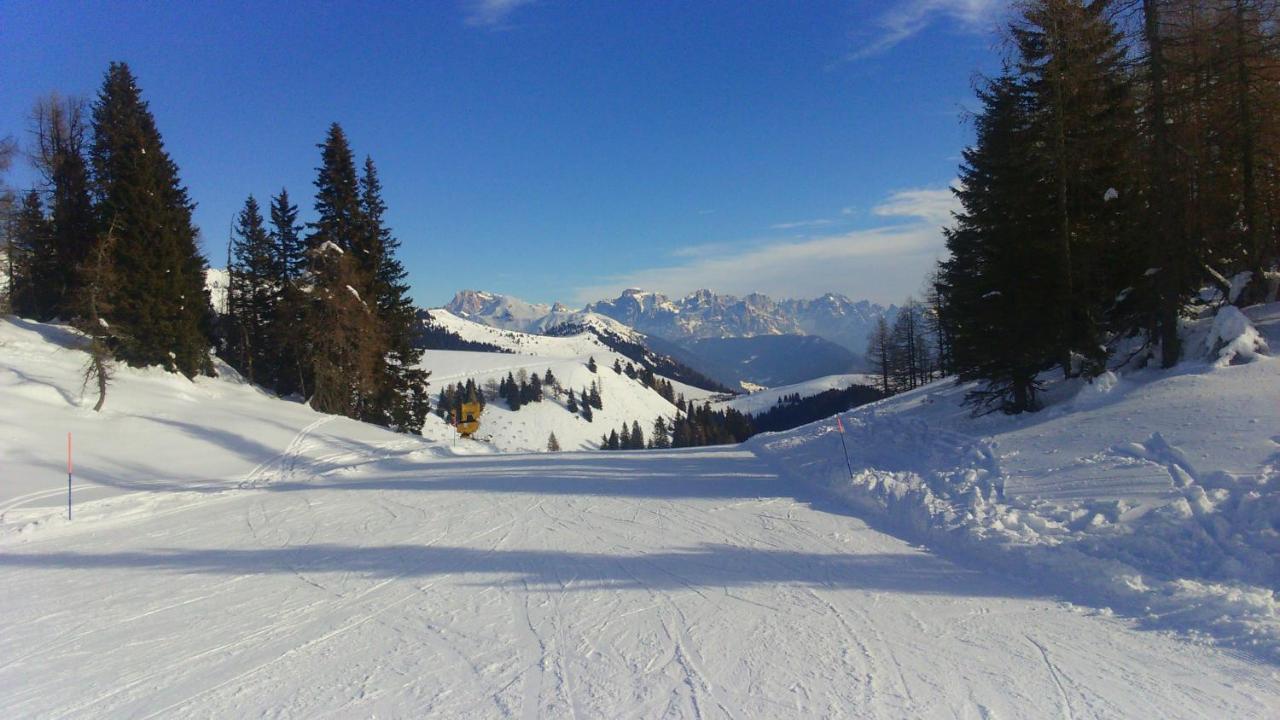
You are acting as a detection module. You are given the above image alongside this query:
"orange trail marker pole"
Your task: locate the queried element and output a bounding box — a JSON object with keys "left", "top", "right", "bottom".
{"left": 835, "top": 415, "right": 854, "bottom": 480}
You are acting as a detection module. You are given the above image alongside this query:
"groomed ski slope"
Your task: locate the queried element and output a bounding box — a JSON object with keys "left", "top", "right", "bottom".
{"left": 1, "top": 313, "right": 1278, "bottom": 717}
{"left": 3, "top": 447, "right": 1276, "bottom": 718}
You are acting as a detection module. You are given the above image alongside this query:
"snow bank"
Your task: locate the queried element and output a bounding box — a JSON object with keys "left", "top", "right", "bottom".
{"left": 751, "top": 303, "right": 1280, "bottom": 660}
{"left": 1204, "top": 305, "right": 1269, "bottom": 366}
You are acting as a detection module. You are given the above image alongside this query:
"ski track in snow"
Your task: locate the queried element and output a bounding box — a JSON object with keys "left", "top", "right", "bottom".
{"left": 2, "top": 442, "right": 1276, "bottom": 718}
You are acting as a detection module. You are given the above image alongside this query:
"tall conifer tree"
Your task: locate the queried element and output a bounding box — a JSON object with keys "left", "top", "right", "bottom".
{"left": 90, "top": 62, "right": 213, "bottom": 376}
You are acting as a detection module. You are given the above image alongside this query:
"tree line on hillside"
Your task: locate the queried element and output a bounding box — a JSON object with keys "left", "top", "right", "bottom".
{"left": 0, "top": 63, "right": 429, "bottom": 432}
{"left": 413, "top": 310, "right": 512, "bottom": 353}
{"left": 749, "top": 385, "right": 885, "bottom": 434}
{"left": 223, "top": 123, "right": 429, "bottom": 432}
{"left": 930, "top": 0, "right": 1279, "bottom": 414}
{"left": 866, "top": 298, "right": 946, "bottom": 396}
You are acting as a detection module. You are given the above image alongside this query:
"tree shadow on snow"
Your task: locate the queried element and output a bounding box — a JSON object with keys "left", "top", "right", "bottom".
{"left": 266, "top": 449, "right": 789, "bottom": 501}
{"left": 0, "top": 542, "right": 1029, "bottom": 599}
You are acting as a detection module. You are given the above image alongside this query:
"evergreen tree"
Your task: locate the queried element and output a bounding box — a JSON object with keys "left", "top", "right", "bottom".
{"left": 630, "top": 420, "right": 644, "bottom": 450}
{"left": 607, "top": 429, "right": 620, "bottom": 450}
{"left": 940, "top": 75, "right": 1057, "bottom": 413}
{"left": 651, "top": 416, "right": 670, "bottom": 449}
{"left": 32, "top": 94, "right": 96, "bottom": 319}
{"left": 566, "top": 387, "right": 579, "bottom": 413}
{"left": 270, "top": 188, "right": 308, "bottom": 397}
{"left": 360, "top": 156, "right": 429, "bottom": 432}
{"left": 586, "top": 356, "right": 597, "bottom": 373}
{"left": 308, "top": 124, "right": 366, "bottom": 260}
{"left": 547, "top": 432, "right": 561, "bottom": 452}
{"left": 1012, "top": 0, "right": 1138, "bottom": 375}
{"left": 7, "top": 190, "right": 55, "bottom": 319}
{"left": 90, "top": 62, "right": 213, "bottom": 376}
{"left": 270, "top": 188, "right": 306, "bottom": 281}
{"left": 304, "top": 241, "right": 383, "bottom": 418}
{"left": 619, "top": 422, "right": 631, "bottom": 449}
{"left": 226, "top": 195, "right": 278, "bottom": 386}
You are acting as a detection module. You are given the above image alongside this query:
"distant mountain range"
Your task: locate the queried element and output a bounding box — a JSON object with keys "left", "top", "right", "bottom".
{"left": 442, "top": 288, "right": 896, "bottom": 390}
{"left": 445, "top": 288, "right": 896, "bottom": 355}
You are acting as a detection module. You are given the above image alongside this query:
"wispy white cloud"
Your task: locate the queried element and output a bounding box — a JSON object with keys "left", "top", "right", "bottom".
{"left": 463, "top": 0, "right": 536, "bottom": 28}
{"left": 871, "top": 185, "right": 959, "bottom": 226}
{"left": 852, "top": 0, "right": 1005, "bottom": 60}
{"left": 770, "top": 218, "right": 835, "bottom": 231}
{"left": 572, "top": 185, "right": 958, "bottom": 305}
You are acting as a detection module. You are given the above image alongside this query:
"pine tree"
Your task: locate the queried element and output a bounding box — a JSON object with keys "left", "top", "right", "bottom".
{"left": 32, "top": 94, "right": 96, "bottom": 319}
{"left": 270, "top": 188, "right": 309, "bottom": 397}
{"left": 90, "top": 62, "right": 213, "bottom": 377}
{"left": 360, "top": 156, "right": 429, "bottom": 432}
{"left": 226, "top": 195, "right": 278, "bottom": 386}
{"left": 940, "top": 75, "right": 1057, "bottom": 413}
{"left": 607, "top": 429, "right": 620, "bottom": 450}
{"left": 581, "top": 397, "right": 593, "bottom": 422}
{"left": 547, "top": 432, "right": 561, "bottom": 452}
{"left": 630, "top": 420, "right": 644, "bottom": 450}
{"left": 308, "top": 124, "right": 366, "bottom": 260}
{"left": 1013, "top": 0, "right": 1138, "bottom": 375}
{"left": 566, "top": 387, "right": 579, "bottom": 413}
{"left": 586, "top": 356, "right": 597, "bottom": 373}
{"left": 7, "top": 190, "right": 55, "bottom": 319}
{"left": 651, "top": 416, "right": 670, "bottom": 449}
{"left": 303, "top": 125, "right": 382, "bottom": 416}
{"left": 305, "top": 241, "right": 384, "bottom": 417}
{"left": 619, "top": 422, "right": 631, "bottom": 449}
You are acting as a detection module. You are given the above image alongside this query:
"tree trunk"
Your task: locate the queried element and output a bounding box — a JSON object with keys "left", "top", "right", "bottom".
{"left": 1144, "top": 0, "right": 1182, "bottom": 367}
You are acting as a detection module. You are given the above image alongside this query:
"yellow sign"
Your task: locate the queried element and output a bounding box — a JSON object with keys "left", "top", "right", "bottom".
{"left": 457, "top": 401, "right": 482, "bottom": 438}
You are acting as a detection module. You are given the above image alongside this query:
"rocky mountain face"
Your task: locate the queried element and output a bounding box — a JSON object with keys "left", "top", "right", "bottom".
{"left": 585, "top": 289, "right": 895, "bottom": 354}
{"left": 444, "top": 290, "right": 577, "bottom": 333}
{"left": 442, "top": 288, "right": 897, "bottom": 386}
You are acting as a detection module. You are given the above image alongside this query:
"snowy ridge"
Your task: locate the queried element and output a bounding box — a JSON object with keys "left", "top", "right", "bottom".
{"left": 752, "top": 302, "right": 1280, "bottom": 661}
{"left": 713, "top": 372, "right": 878, "bottom": 415}
{"left": 439, "top": 287, "right": 896, "bottom": 354}
{"left": 419, "top": 310, "right": 718, "bottom": 452}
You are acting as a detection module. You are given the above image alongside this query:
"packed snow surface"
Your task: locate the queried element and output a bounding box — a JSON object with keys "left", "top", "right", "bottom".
{"left": 1, "top": 311, "right": 1278, "bottom": 717}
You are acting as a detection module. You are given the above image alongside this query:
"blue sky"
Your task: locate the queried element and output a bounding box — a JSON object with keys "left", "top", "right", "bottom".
{"left": 0, "top": 0, "right": 1008, "bottom": 307}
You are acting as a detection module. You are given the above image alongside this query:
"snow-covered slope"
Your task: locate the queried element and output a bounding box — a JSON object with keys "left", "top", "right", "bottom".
{"left": 3, "top": 311, "right": 1280, "bottom": 716}
{"left": 752, "top": 302, "right": 1280, "bottom": 661}
{"left": 1, "top": 313, "right": 1276, "bottom": 717}
{"left": 0, "top": 316, "right": 477, "bottom": 525}
{"left": 418, "top": 311, "right": 718, "bottom": 452}
{"left": 715, "top": 372, "right": 878, "bottom": 415}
